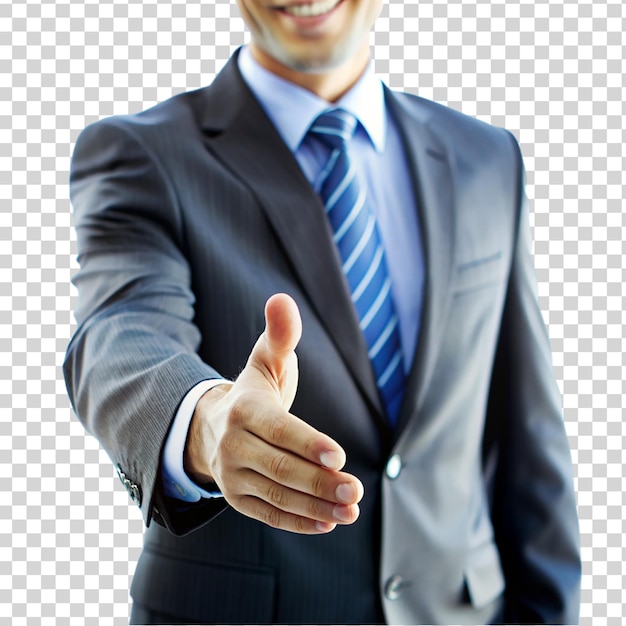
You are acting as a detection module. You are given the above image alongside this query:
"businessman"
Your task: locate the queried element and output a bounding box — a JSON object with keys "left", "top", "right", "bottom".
{"left": 64, "top": 0, "right": 581, "bottom": 623}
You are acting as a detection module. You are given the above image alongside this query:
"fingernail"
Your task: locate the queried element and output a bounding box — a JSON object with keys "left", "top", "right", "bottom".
{"left": 333, "top": 504, "right": 354, "bottom": 523}
{"left": 320, "top": 450, "right": 340, "bottom": 470}
{"left": 336, "top": 482, "right": 356, "bottom": 503}
{"left": 315, "top": 521, "right": 336, "bottom": 533}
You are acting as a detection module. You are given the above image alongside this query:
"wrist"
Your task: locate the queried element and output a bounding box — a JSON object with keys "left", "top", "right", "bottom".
{"left": 183, "top": 383, "right": 233, "bottom": 483}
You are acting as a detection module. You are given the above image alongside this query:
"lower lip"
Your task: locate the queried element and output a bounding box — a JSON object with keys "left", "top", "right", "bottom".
{"left": 276, "top": 0, "right": 344, "bottom": 28}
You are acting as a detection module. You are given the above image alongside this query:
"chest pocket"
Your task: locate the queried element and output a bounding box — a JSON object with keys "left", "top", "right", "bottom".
{"left": 454, "top": 252, "right": 505, "bottom": 295}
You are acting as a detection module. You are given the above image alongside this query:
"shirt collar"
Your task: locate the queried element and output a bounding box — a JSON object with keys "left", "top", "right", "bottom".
{"left": 238, "top": 45, "right": 386, "bottom": 153}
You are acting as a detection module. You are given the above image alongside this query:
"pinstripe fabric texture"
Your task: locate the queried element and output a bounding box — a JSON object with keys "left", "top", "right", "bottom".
{"left": 310, "top": 109, "right": 405, "bottom": 424}
{"left": 66, "top": 54, "right": 579, "bottom": 622}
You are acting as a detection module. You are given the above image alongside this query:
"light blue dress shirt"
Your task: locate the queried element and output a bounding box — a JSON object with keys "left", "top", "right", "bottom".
{"left": 161, "top": 46, "right": 425, "bottom": 502}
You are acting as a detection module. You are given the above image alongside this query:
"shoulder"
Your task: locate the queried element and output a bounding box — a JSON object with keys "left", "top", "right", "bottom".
{"left": 388, "top": 89, "right": 522, "bottom": 170}
{"left": 74, "top": 87, "right": 209, "bottom": 154}
{"left": 75, "top": 53, "right": 246, "bottom": 153}
{"left": 386, "top": 89, "right": 525, "bottom": 232}
{"left": 69, "top": 83, "right": 230, "bottom": 195}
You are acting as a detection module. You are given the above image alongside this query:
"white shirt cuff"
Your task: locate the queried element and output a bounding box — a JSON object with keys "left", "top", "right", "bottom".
{"left": 161, "top": 379, "right": 231, "bottom": 502}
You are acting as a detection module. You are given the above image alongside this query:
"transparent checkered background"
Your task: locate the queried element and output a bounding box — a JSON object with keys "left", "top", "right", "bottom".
{"left": 1, "top": 0, "right": 624, "bottom": 623}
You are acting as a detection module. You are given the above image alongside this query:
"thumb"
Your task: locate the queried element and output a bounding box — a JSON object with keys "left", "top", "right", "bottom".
{"left": 246, "top": 293, "right": 302, "bottom": 408}
{"left": 264, "top": 292, "right": 302, "bottom": 357}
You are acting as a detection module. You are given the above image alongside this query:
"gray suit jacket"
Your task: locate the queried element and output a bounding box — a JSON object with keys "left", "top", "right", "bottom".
{"left": 64, "top": 50, "right": 580, "bottom": 624}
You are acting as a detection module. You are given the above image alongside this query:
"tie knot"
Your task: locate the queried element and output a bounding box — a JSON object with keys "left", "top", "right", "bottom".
{"left": 309, "top": 109, "right": 357, "bottom": 149}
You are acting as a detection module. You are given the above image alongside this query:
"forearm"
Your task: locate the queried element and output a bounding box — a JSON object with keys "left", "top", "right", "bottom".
{"left": 64, "top": 308, "right": 220, "bottom": 525}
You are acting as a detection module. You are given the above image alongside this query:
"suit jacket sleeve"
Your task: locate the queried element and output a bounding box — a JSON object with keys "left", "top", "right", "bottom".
{"left": 64, "top": 118, "right": 229, "bottom": 534}
{"left": 485, "top": 136, "right": 581, "bottom": 623}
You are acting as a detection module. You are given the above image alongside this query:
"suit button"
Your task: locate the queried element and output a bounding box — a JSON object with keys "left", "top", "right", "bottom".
{"left": 116, "top": 465, "right": 142, "bottom": 507}
{"left": 130, "top": 483, "right": 142, "bottom": 507}
{"left": 386, "top": 454, "right": 402, "bottom": 479}
{"left": 384, "top": 575, "right": 405, "bottom": 600}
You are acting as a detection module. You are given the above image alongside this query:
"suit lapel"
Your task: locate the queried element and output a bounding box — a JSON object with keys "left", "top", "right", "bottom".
{"left": 385, "top": 90, "right": 457, "bottom": 436}
{"left": 194, "top": 56, "right": 458, "bottom": 434}
{"left": 198, "top": 54, "right": 384, "bottom": 418}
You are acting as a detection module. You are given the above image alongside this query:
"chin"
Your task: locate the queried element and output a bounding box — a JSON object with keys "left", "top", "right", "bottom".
{"left": 279, "top": 43, "right": 360, "bottom": 74}
{"left": 287, "top": 56, "right": 340, "bottom": 74}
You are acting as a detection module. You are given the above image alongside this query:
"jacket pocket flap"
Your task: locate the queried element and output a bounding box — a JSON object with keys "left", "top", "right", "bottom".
{"left": 464, "top": 540, "right": 506, "bottom": 609}
{"left": 131, "top": 547, "right": 276, "bottom": 623}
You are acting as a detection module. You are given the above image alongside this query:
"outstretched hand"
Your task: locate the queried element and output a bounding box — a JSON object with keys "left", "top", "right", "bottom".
{"left": 184, "top": 293, "right": 364, "bottom": 534}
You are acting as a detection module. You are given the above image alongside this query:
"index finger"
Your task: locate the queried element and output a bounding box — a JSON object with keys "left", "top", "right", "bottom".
{"left": 246, "top": 404, "right": 346, "bottom": 472}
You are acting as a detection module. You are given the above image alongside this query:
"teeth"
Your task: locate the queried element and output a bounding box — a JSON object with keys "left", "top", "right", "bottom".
{"left": 283, "top": 0, "right": 340, "bottom": 18}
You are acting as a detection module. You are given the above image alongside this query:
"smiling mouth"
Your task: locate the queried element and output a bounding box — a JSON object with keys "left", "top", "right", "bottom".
{"left": 276, "top": 0, "right": 343, "bottom": 18}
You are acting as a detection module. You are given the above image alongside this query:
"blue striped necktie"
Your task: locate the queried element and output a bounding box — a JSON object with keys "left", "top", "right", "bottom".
{"left": 309, "top": 109, "right": 405, "bottom": 424}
